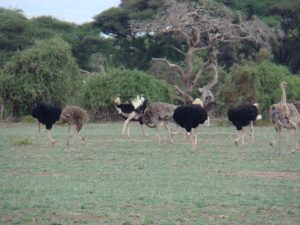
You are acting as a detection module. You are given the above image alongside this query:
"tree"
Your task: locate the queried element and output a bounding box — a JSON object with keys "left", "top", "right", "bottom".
{"left": 0, "top": 8, "right": 33, "bottom": 67}
{"left": 131, "top": 0, "right": 282, "bottom": 104}
{"left": 0, "top": 37, "right": 82, "bottom": 116}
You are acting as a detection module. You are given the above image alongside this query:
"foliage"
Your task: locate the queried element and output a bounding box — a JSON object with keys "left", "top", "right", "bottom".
{"left": 72, "top": 34, "right": 115, "bottom": 71}
{"left": 216, "top": 0, "right": 300, "bottom": 73}
{"left": 217, "top": 64, "right": 257, "bottom": 115}
{"left": 255, "top": 61, "right": 300, "bottom": 112}
{"left": 0, "top": 37, "right": 82, "bottom": 116}
{"left": 0, "top": 8, "right": 34, "bottom": 67}
{"left": 93, "top": 7, "right": 130, "bottom": 38}
{"left": 83, "top": 68, "right": 175, "bottom": 120}
{"left": 217, "top": 59, "right": 300, "bottom": 115}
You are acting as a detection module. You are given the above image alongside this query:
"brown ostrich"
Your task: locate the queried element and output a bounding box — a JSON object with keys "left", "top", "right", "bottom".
{"left": 141, "top": 102, "right": 177, "bottom": 144}
{"left": 60, "top": 106, "right": 89, "bottom": 145}
{"left": 269, "top": 81, "right": 300, "bottom": 153}
{"left": 291, "top": 100, "right": 300, "bottom": 113}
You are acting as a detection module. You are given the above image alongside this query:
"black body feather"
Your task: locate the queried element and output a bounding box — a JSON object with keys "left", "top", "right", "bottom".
{"left": 173, "top": 105, "right": 207, "bottom": 132}
{"left": 115, "top": 104, "right": 135, "bottom": 114}
{"left": 31, "top": 102, "right": 61, "bottom": 130}
{"left": 227, "top": 104, "right": 258, "bottom": 130}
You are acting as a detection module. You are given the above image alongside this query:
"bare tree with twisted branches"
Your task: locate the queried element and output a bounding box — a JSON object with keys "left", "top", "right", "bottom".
{"left": 131, "top": 0, "right": 282, "bottom": 104}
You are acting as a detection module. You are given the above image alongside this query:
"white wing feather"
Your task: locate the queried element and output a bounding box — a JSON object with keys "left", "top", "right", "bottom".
{"left": 131, "top": 95, "right": 145, "bottom": 109}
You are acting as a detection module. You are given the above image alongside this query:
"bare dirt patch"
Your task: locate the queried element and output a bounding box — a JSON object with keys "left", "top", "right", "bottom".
{"left": 39, "top": 211, "right": 108, "bottom": 224}
{"left": 221, "top": 170, "right": 300, "bottom": 180}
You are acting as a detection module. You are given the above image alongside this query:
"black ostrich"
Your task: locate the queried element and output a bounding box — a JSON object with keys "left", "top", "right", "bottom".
{"left": 173, "top": 98, "right": 208, "bottom": 150}
{"left": 31, "top": 102, "right": 61, "bottom": 146}
{"left": 113, "top": 95, "right": 148, "bottom": 138}
{"left": 227, "top": 103, "right": 262, "bottom": 145}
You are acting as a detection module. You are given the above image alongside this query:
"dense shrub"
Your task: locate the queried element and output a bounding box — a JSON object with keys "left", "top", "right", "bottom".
{"left": 83, "top": 69, "right": 175, "bottom": 120}
{"left": 217, "top": 61, "right": 300, "bottom": 116}
{"left": 0, "top": 37, "right": 82, "bottom": 116}
{"left": 255, "top": 61, "right": 300, "bottom": 112}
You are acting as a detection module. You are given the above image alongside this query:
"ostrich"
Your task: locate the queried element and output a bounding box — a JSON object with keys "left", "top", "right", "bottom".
{"left": 113, "top": 95, "right": 147, "bottom": 138}
{"left": 59, "top": 106, "right": 89, "bottom": 145}
{"left": 227, "top": 103, "right": 262, "bottom": 146}
{"left": 269, "top": 81, "right": 300, "bottom": 153}
{"left": 30, "top": 102, "right": 61, "bottom": 146}
{"left": 141, "top": 102, "right": 177, "bottom": 144}
{"left": 173, "top": 98, "right": 208, "bottom": 150}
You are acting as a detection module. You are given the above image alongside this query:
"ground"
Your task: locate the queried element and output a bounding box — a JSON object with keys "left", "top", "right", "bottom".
{"left": 0, "top": 122, "right": 299, "bottom": 225}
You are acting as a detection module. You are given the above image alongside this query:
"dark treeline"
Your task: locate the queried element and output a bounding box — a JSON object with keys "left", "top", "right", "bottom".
{"left": 0, "top": 0, "right": 300, "bottom": 120}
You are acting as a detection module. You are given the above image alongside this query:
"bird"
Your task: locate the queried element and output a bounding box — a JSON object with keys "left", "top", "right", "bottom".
{"left": 59, "top": 106, "right": 89, "bottom": 146}
{"left": 227, "top": 103, "right": 262, "bottom": 146}
{"left": 30, "top": 101, "right": 61, "bottom": 146}
{"left": 173, "top": 98, "right": 208, "bottom": 150}
{"left": 141, "top": 102, "right": 177, "bottom": 144}
{"left": 269, "top": 81, "right": 300, "bottom": 153}
{"left": 113, "top": 95, "right": 148, "bottom": 138}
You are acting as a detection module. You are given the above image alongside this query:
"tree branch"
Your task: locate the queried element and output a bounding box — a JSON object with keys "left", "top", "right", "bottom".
{"left": 152, "top": 58, "right": 185, "bottom": 78}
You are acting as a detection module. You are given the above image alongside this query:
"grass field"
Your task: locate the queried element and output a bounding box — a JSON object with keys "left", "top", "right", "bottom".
{"left": 0, "top": 121, "right": 299, "bottom": 225}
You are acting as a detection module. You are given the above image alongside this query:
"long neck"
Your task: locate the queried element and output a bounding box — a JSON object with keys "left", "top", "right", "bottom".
{"left": 281, "top": 86, "right": 287, "bottom": 104}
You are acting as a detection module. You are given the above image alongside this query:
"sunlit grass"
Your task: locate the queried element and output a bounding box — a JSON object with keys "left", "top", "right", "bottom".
{"left": 0, "top": 122, "right": 299, "bottom": 225}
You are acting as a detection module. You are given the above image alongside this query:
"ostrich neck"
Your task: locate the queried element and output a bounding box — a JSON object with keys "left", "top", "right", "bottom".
{"left": 281, "top": 87, "right": 287, "bottom": 104}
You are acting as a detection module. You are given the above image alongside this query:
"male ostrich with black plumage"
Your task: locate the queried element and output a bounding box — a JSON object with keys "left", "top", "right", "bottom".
{"left": 173, "top": 98, "right": 208, "bottom": 150}
{"left": 227, "top": 103, "right": 262, "bottom": 145}
{"left": 113, "top": 95, "right": 148, "bottom": 138}
{"left": 31, "top": 102, "right": 61, "bottom": 146}
{"left": 60, "top": 106, "right": 89, "bottom": 145}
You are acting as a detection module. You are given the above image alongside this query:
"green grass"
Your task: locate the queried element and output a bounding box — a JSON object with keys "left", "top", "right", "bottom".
{"left": 0, "top": 122, "right": 299, "bottom": 225}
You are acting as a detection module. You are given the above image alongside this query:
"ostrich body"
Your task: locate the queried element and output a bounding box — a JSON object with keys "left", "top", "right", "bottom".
{"left": 228, "top": 103, "right": 261, "bottom": 145}
{"left": 270, "top": 81, "right": 300, "bottom": 153}
{"left": 60, "top": 106, "right": 89, "bottom": 145}
{"left": 173, "top": 98, "right": 207, "bottom": 150}
{"left": 114, "top": 95, "right": 147, "bottom": 138}
{"left": 31, "top": 102, "right": 61, "bottom": 146}
{"left": 141, "top": 102, "right": 177, "bottom": 144}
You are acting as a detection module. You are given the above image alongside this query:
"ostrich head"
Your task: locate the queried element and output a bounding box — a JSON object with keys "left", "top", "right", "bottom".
{"left": 192, "top": 98, "right": 204, "bottom": 107}
{"left": 279, "top": 81, "right": 287, "bottom": 89}
{"left": 114, "top": 97, "right": 121, "bottom": 105}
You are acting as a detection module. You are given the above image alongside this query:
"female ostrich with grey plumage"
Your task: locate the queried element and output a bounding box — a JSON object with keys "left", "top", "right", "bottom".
{"left": 141, "top": 102, "right": 177, "bottom": 144}
{"left": 269, "top": 81, "right": 300, "bottom": 153}
{"left": 60, "top": 106, "right": 89, "bottom": 145}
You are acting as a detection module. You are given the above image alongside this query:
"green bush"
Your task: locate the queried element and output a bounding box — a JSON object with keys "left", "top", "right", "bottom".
{"left": 83, "top": 68, "right": 175, "bottom": 120}
{"left": 255, "top": 61, "right": 300, "bottom": 112}
{"left": 0, "top": 37, "right": 82, "bottom": 116}
{"left": 217, "top": 60, "right": 300, "bottom": 115}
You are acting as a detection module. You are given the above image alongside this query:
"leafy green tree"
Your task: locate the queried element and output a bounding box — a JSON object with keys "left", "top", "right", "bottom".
{"left": 0, "top": 37, "right": 82, "bottom": 116}
{"left": 0, "top": 8, "right": 33, "bottom": 67}
{"left": 30, "top": 16, "right": 77, "bottom": 42}
{"left": 270, "top": 0, "right": 300, "bottom": 74}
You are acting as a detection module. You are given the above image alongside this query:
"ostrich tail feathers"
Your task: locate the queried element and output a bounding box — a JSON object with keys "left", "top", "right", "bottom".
{"left": 257, "top": 114, "right": 262, "bottom": 120}
{"left": 131, "top": 95, "right": 145, "bottom": 109}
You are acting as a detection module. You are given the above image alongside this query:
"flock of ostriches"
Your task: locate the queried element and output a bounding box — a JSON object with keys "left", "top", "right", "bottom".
{"left": 30, "top": 81, "right": 300, "bottom": 154}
